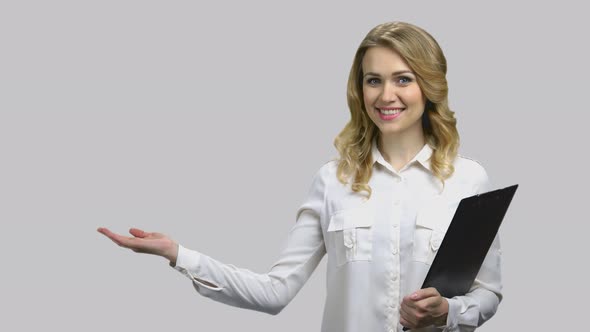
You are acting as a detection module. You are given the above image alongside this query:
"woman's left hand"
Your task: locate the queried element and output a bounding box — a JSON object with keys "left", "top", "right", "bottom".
{"left": 400, "top": 287, "right": 449, "bottom": 329}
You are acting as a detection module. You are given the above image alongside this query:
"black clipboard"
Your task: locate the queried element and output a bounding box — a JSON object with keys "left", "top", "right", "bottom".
{"left": 421, "top": 184, "right": 518, "bottom": 297}
{"left": 403, "top": 184, "right": 518, "bottom": 331}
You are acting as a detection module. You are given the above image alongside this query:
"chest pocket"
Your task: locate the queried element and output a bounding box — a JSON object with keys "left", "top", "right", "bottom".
{"left": 327, "top": 206, "right": 375, "bottom": 267}
{"left": 413, "top": 198, "right": 460, "bottom": 265}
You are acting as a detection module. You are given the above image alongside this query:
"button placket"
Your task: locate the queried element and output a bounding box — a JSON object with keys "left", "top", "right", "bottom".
{"left": 391, "top": 197, "right": 401, "bottom": 256}
{"left": 388, "top": 179, "right": 403, "bottom": 331}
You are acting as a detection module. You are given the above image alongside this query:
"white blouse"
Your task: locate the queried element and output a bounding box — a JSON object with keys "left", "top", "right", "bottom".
{"left": 171, "top": 140, "right": 502, "bottom": 332}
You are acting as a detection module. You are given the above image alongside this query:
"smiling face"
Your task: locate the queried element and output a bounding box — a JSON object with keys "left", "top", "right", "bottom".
{"left": 362, "top": 46, "right": 426, "bottom": 140}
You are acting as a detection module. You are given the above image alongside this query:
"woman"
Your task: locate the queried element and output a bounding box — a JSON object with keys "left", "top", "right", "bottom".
{"left": 98, "top": 21, "right": 502, "bottom": 332}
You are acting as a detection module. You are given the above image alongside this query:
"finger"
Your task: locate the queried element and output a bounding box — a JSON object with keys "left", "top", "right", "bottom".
{"left": 408, "top": 288, "right": 438, "bottom": 302}
{"left": 401, "top": 295, "right": 420, "bottom": 311}
{"left": 415, "top": 295, "right": 442, "bottom": 312}
{"left": 402, "top": 293, "right": 422, "bottom": 309}
{"left": 129, "top": 228, "right": 149, "bottom": 238}
{"left": 400, "top": 301, "right": 419, "bottom": 319}
{"left": 400, "top": 316, "right": 412, "bottom": 329}
{"left": 98, "top": 228, "right": 141, "bottom": 249}
{"left": 97, "top": 227, "right": 111, "bottom": 235}
{"left": 97, "top": 227, "right": 119, "bottom": 240}
{"left": 421, "top": 287, "right": 440, "bottom": 297}
{"left": 400, "top": 305, "right": 417, "bottom": 327}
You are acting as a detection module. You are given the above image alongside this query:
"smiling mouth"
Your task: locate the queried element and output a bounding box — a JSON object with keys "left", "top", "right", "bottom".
{"left": 376, "top": 107, "right": 405, "bottom": 115}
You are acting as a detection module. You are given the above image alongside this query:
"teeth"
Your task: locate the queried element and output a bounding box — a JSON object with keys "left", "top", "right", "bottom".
{"left": 378, "top": 108, "right": 404, "bottom": 115}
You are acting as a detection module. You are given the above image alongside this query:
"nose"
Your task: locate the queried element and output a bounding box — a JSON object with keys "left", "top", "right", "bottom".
{"left": 378, "top": 80, "right": 400, "bottom": 104}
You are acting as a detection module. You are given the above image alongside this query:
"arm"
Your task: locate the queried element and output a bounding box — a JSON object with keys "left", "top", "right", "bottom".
{"left": 400, "top": 165, "right": 502, "bottom": 331}
{"left": 441, "top": 234, "right": 502, "bottom": 331}
{"left": 171, "top": 211, "right": 325, "bottom": 315}
{"left": 439, "top": 166, "right": 503, "bottom": 331}
{"left": 400, "top": 238, "right": 502, "bottom": 331}
{"left": 98, "top": 165, "right": 328, "bottom": 315}
{"left": 169, "top": 165, "right": 329, "bottom": 315}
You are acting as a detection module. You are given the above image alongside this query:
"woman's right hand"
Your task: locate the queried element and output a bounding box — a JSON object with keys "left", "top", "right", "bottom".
{"left": 97, "top": 227, "right": 179, "bottom": 265}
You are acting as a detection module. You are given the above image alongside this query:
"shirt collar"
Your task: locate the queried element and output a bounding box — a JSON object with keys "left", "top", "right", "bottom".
{"left": 371, "top": 137, "right": 433, "bottom": 173}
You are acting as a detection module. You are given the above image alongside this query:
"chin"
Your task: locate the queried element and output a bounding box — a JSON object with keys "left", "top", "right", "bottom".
{"left": 377, "top": 125, "right": 407, "bottom": 135}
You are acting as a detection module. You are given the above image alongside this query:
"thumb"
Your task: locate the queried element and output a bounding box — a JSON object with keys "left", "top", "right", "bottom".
{"left": 129, "top": 228, "right": 149, "bottom": 238}
{"left": 408, "top": 289, "right": 429, "bottom": 301}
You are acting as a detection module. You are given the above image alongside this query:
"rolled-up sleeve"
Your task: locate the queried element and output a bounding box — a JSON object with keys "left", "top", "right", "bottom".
{"left": 170, "top": 164, "right": 329, "bottom": 315}
{"left": 441, "top": 166, "right": 503, "bottom": 331}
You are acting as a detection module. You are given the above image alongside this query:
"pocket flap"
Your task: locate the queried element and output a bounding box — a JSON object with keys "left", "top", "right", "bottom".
{"left": 327, "top": 207, "right": 374, "bottom": 232}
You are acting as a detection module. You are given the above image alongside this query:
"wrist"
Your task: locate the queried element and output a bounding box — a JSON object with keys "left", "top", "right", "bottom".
{"left": 433, "top": 297, "right": 449, "bottom": 326}
{"left": 433, "top": 313, "right": 448, "bottom": 327}
{"left": 166, "top": 242, "right": 179, "bottom": 265}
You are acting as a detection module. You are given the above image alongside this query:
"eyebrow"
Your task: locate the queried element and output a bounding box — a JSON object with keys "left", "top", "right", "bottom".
{"left": 363, "top": 70, "right": 414, "bottom": 78}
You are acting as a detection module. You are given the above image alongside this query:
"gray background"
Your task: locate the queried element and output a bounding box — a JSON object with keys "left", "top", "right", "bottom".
{"left": 1, "top": 0, "right": 587, "bottom": 331}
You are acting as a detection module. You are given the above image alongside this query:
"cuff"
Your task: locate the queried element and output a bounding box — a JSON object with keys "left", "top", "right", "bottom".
{"left": 439, "top": 297, "right": 460, "bottom": 331}
{"left": 169, "top": 244, "right": 222, "bottom": 291}
{"left": 170, "top": 243, "right": 201, "bottom": 271}
{"left": 440, "top": 297, "right": 479, "bottom": 331}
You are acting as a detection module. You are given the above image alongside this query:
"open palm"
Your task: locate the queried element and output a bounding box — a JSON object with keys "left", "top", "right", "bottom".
{"left": 97, "top": 227, "right": 178, "bottom": 264}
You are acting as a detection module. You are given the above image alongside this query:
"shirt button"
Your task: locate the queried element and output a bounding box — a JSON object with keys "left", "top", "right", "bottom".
{"left": 392, "top": 223, "right": 398, "bottom": 228}
{"left": 392, "top": 247, "right": 399, "bottom": 255}
{"left": 392, "top": 274, "right": 398, "bottom": 281}
{"left": 393, "top": 199, "right": 400, "bottom": 205}
{"left": 395, "top": 177, "right": 402, "bottom": 183}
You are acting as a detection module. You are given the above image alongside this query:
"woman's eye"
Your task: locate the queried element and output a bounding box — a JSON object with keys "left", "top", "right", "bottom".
{"left": 366, "top": 78, "right": 379, "bottom": 85}
{"left": 397, "top": 76, "right": 412, "bottom": 84}
{"left": 366, "top": 76, "right": 412, "bottom": 86}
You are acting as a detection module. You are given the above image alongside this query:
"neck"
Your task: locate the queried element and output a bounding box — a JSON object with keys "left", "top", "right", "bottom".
{"left": 377, "top": 129, "right": 425, "bottom": 170}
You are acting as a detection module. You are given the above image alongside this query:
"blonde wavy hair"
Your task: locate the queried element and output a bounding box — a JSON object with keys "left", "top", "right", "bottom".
{"left": 334, "top": 21, "right": 459, "bottom": 199}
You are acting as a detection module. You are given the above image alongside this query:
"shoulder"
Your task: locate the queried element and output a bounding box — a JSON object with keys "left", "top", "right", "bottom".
{"left": 298, "top": 160, "right": 338, "bottom": 209}
{"left": 454, "top": 153, "right": 491, "bottom": 193}
{"left": 305, "top": 159, "right": 338, "bottom": 185}
{"left": 306, "top": 158, "right": 337, "bottom": 177}
{"left": 455, "top": 153, "right": 487, "bottom": 175}
{"left": 311, "top": 159, "right": 338, "bottom": 186}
